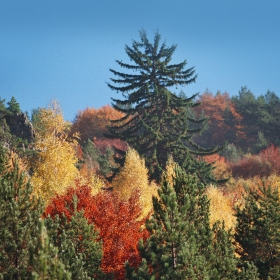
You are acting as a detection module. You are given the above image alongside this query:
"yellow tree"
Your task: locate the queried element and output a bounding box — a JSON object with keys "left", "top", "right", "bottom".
{"left": 113, "top": 148, "right": 158, "bottom": 219}
{"left": 206, "top": 185, "right": 236, "bottom": 230}
{"left": 30, "top": 101, "right": 79, "bottom": 203}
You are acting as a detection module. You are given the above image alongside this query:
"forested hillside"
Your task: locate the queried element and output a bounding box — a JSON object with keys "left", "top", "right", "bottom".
{"left": 1, "top": 32, "right": 280, "bottom": 279}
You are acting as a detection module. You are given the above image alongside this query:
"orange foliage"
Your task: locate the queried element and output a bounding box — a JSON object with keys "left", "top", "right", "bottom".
{"left": 44, "top": 182, "right": 148, "bottom": 280}
{"left": 202, "top": 154, "right": 231, "bottom": 181}
{"left": 193, "top": 92, "right": 245, "bottom": 147}
{"left": 70, "top": 105, "right": 125, "bottom": 144}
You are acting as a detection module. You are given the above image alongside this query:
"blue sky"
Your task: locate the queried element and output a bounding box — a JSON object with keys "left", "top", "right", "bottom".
{"left": 1, "top": 0, "right": 279, "bottom": 121}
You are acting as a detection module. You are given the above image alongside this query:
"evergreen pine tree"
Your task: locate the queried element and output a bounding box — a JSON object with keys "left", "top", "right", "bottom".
{"left": 234, "top": 182, "right": 280, "bottom": 279}
{"left": 45, "top": 195, "right": 103, "bottom": 279}
{"left": 107, "top": 30, "right": 221, "bottom": 183}
{"left": 126, "top": 164, "right": 258, "bottom": 279}
{"left": 0, "top": 98, "right": 12, "bottom": 147}
{"left": 0, "top": 157, "right": 44, "bottom": 279}
{"left": 29, "top": 219, "right": 71, "bottom": 280}
{"left": 7, "top": 96, "right": 21, "bottom": 114}
{"left": 125, "top": 165, "right": 215, "bottom": 279}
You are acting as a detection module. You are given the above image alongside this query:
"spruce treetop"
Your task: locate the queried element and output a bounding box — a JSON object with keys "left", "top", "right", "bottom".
{"left": 108, "top": 29, "right": 197, "bottom": 100}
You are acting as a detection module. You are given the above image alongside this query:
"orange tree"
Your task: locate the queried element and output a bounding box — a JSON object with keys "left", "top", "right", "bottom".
{"left": 70, "top": 105, "right": 124, "bottom": 144}
{"left": 45, "top": 182, "right": 148, "bottom": 279}
{"left": 193, "top": 91, "right": 245, "bottom": 148}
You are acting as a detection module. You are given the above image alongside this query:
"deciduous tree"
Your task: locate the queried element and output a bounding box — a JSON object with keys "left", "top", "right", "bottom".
{"left": 193, "top": 91, "right": 245, "bottom": 148}
{"left": 70, "top": 105, "right": 124, "bottom": 144}
{"left": 113, "top": 148, "right": 158, "bottom": 219}
{"left": 30, "top": 101, "right": 79, "bottom": 202}
{"left": 45, "top": 183, "right": 148, "bottom": 280}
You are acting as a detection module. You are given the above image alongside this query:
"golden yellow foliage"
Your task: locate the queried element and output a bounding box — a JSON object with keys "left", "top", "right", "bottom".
{"left": 164, "top": 155, "right": 176, "bottom": 187}
{"left": 113, "top": 148, "right": 158, "bottom": 219}
{"left": 206, "top": 185, "right": 236, "bottom": 230}
{"left": 265, "top": 173, "right": 280, "bottom": 192}
{"left": 78, "top": 164, "right": 105, "bottom": 196}
{"left": 30, "top": 101, "right": 79, "bottom": 203}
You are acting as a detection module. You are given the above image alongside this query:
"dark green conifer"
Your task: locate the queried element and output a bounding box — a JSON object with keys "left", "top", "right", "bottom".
{"left": 126, "top": 166, "right": 214, "bottom": 279}
{"left": 7, "top": 96, "right": 21, "bottom": 114}
{"left": 107, "top": 30, "right": 221, "bottom": 183}
{"left": 126, "top": 165, "right": 258, "bottom": 279}
{"left": 0, "top": 158, "right": 43, "bottom": 279}
{"left": 45, "top": 195, "right": 103, "bottom": 279}
{"left": 29, "top": 220, "right": 71, "bottom": 280}
{"left": 81, "top": 139, "right": 116, "bottom": 177}
{"left": 0, "top": 98, "right": 12, "bottom": 146}
{"left": 234, "top": 182, "right": 280, "bottom": 279}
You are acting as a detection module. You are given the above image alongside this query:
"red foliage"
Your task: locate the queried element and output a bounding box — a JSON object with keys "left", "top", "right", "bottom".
{"left": 259, "top": 145, "right": 280, "bottom": 174}
{"left": 76, "top": 144, "right": 84, "bottom": 160}
{"left": 193, "top": 92, "right": 245, "bottom": 147}
{"left": 70, "top": 105, "right": 125, "bottom": 144}
{"left": 94, "top": 138, "right": 128, "bottom": 154}
{"left": 229, "top": 145, "right": 280, "bottom": 179}
{"left": 230, "top": 156, "right": 270, "bottom": 179}
{"left": 44, "top": 182, "right": 148, "bottom": 280}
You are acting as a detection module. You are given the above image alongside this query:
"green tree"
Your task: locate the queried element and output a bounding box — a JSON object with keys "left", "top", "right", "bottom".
{"left": 231, "top": 87, "right": 280, "bottom": 152}
{"left": 7, "top": 96, "right": 21, "bottom": 114}
{"left": 126, "top": 165, "right": 258, "bottom": 279}
{"left": 107, "top": 30, "right": 221, "bottom": 183}
{"left": 45, "top": 195, "right": 103, "bottom": 279}
{"left": 234, "top": 183, "right": 280, "bottom": 279}
{"left": 125, "top": 167, "right": 212, "bottom": 279}
{"left": 0, "top": 157, "right": 44, "bottom": 279}
{"left": 29, "top": 220, "right": 71, "bottom": 280}
{"left": 0, "top": 98, "right": 12, "bottom": 147}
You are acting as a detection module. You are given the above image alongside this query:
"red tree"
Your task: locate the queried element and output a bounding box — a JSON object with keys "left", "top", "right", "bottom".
{"left": 193, "top": 92, "right": 245, "bottom": 147}
{"left": 230, "top": 145, "right": 280, "bottom": 179}
{"left": 45, "top": 182, "right": 148, "bottom": 279}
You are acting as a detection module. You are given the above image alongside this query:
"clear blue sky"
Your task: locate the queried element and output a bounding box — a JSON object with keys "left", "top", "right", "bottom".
{"left": 1, "top": 0, "right": 279, "bottom": 121}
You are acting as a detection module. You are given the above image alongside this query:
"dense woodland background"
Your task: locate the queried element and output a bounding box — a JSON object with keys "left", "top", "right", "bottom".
{"left": 1, "top": 33, "right": 280, "bottom": 279}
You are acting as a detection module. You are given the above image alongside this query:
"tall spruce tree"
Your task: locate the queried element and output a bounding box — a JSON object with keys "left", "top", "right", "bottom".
{"left": 234, "top": 183, "right": 280, "bottom": 279}
{"left": 107, "top": 30, "right": 221, "bottom": 183}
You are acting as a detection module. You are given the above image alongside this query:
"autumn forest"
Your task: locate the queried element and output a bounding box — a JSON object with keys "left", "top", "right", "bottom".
{"left": 1, "top": 31, "right": 280, "bottom": 279}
